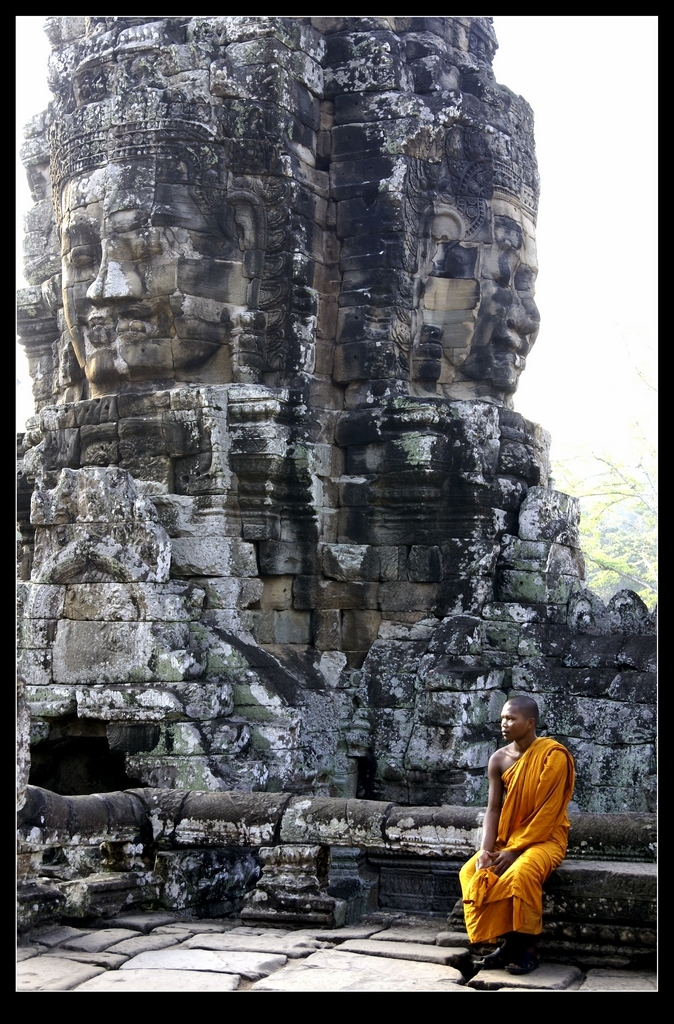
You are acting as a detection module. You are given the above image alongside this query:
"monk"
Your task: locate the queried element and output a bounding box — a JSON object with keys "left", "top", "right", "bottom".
{"left": 459, "top": 694, "right": 575, "bottom": 974}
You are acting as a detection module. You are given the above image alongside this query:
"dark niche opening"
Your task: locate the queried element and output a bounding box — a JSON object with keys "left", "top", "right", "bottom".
{"left": 355, "top": 754, "right": 375, "bottom": 800}
{"left": 29, "top": 716, "right": 142, "bottom": 796}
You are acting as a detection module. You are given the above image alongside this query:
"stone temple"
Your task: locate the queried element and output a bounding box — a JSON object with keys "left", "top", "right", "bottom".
{"left": 17, "top": 17, "right": 655, "bottom": 964}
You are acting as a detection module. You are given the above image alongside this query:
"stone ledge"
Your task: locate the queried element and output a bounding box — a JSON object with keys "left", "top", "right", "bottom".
{"left": 19, "top": 787, "right": 656, "bottom": 860}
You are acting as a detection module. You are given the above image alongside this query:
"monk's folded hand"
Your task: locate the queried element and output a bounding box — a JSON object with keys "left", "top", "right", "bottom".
{"left": 490, "top": 849, "right": 520, "bottom": 876}
{"left": 476, "top": 850, "right": 495, "bottom": 870}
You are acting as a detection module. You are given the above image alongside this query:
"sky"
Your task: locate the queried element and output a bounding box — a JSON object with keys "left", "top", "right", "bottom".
{"left": 16, "top": 16, "right": 657, "bottom": 474}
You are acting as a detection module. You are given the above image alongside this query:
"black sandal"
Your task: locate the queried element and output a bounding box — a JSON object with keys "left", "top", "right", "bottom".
{"left": 478, "top": 946, "right": 508, "bottom": 970}
{"left": 506, "top": 950, "right": 541, "bottom": 975}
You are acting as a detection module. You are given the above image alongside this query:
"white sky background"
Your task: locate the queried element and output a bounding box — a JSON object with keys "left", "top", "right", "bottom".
{"left": 16, "top": 16, "right": 657, "bottom": 473}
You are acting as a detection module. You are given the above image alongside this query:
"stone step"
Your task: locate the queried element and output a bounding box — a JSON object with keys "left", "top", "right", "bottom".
{"left": 468, "top": 963, "right": 583, "bottom": 991}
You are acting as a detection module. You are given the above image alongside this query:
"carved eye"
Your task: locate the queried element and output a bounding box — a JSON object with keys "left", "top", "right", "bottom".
{"left": 514, "top": 266, "right": 534, "bottom": 293}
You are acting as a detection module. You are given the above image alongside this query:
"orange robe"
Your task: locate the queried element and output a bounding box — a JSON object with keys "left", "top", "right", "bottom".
{"left": 460, "top": 737, "right": 575, "bottom": 944}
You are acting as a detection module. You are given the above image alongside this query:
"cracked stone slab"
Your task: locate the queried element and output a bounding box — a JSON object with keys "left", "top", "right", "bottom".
{"left": 150, "top": 924, "right": 204, "bottom": 937}
{"left": 43, "top": 949, "right": 129, "bottom": 969}
{"left": 107, "top": 913, "right": 180, "bottom": 933}
{"left": 222, "top": 926, "right": 291, "bottom": 936}
{"left": 105, "top": 937, "right": 180, "bottom": 958}
{"left": 252, "top": 964, "right": 474, "bottom": 992}
{"left": 61, "top": 928, "right": 143, "bottom": 952}
{"left": 436, "top": 930, "right": 471, "bottom": 948}
{"left": 27, "top": 926, "right": 93, "bottom": 948}
{"left": 17, "top": 947, "right": 45, "bottom": 961}
{"left": 17, "top": 956, "right": 105, "bottom": 991}
{"left": 468, "top": 963, "right": 583, "bottom": 990}
{"left": 577, "top": 969, "right": 657, "bottom": 992}
{"left": 74, "top": 969, "right": 241, "bottom": 992}
{"left": 151, "top": 921, "right": 234, "bottom": 935}
{"left": 105, "top": 934, "right": 181, "bottom": 955}
{"left": 181, "top": 932, "right": 328, "bottom": 958}
{"left": 337, "top": 938, "right": 470, "bottom": 969}
{"left": 288, "top": 948, "right": 466, "bottom": 986}
{"left": 369, "top": 926, "right": 444, "bottom": 944}
{"left": 120, "top": 948, "right": 287, "bottom": 979}
{"left": 293, "top": 925, "right": 383, "bottom": 942}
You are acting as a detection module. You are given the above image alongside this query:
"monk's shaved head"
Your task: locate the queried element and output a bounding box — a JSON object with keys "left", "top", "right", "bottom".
{"left": 504, "top": 694, "right": 539, "bottom": 724}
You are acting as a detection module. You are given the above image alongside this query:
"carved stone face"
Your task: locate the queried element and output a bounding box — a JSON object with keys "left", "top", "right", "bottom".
{"left": 415, "top": 199, "right": 539, "bottom": 403}
{"left": 60, "top": 158, "right": 250, "bottom": 395}
{"left": 459, "top": 211, "right": 540, "bottom": 396}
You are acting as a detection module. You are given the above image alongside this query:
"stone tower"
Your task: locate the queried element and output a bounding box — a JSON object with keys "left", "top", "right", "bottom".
{"left": 18, "top": 17, "right": 654, "bottom": 815}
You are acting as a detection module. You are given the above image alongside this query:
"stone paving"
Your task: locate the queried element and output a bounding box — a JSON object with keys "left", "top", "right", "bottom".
{"left": 16, "top": 913, "right": 657, "bottom": 992}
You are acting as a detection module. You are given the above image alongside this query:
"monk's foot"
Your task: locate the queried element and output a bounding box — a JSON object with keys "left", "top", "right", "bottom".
{"left": 477, "top": 946, "right": 507, "bottom": 970}
{"left": 506, "top": 947, "right": 541, "bottom": 975}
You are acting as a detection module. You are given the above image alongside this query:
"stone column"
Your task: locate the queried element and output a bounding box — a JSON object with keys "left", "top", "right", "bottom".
{"left": 241, "top": 843, "right": 346, "bottom": 927}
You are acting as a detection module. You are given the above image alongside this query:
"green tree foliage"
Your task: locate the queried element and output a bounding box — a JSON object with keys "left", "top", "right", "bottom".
{"left": 554, "top": 449, "right": 657, "bottom": 609}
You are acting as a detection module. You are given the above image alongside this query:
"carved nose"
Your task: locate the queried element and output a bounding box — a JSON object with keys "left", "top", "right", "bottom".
{"left": 86, "top": 246, "right": 143, "bottom": 302}
{"left": 506, "top": 308, "right": 539, "bottom": 335}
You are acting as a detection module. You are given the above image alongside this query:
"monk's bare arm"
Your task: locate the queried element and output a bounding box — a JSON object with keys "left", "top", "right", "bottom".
{"left": 476, "top": 751, "right": 505, "bottom": 870}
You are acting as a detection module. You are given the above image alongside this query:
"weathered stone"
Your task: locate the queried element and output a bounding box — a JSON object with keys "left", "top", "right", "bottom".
{"left": 52, "top": 621, "right": 200, "bottom": 685}
{"left": 497, "top": 570, "right": 580, "bottom": 605}
{"left": 467, "top": 963, "right": 583, "bottom": 990}
{"left": 517, "top": 488, "right": 581, "bottom": 547}
{"left": 370, "top": 925, "right": 440, "bottom": 944}
{"left": 270, "top": 609, "right": 313, "bottom": 644}
{"left": 296, "top": 925, "right": 383, "bottom": 943}
{"left": 42, "top": 949, "right": 130, "bottom": 969}
{"left": 337, "top": 938, "right": 470, "bottom": 969}
{"left": 606, "top": 590, "right": 654, "bottom": 635}
{"left": 341, "top": 610, "right": 381, "bottom": 650}
{"left": 171, "top": 538, "right": 258, "bottom": 578}
{"left": 119, "top": 948, "right": 286, "bottom": 979}
{"left": 17, "top": 583, "right": 66, "bottom": 619}
{"left": 105, "top": 934, "right": 180, "bottom": 955}
{"left": 16, "top": 956, "right": 105, "bottom": 991}
{"left": 253, "top": 967, "right": 475, "bottom": 992}
{"left": 182, "top": 932, "right": 326, "bottom": 958}
{"left": 436, "top": 931, "right": 472, "bottom": 948}
{"left": 257, "top": 575, "right": 294, "bottom": 609}
{"left": 16, "top": 18, "right": 656, "bottom": 906}
{"left": 253, "top": 948, "right": 466, "bottom": 990}
{"left": 379, "top": 582, "right": 439, "bottom": 611}
{"left": 150, "top": 923, "right": 231, "bottom": 937}
{"left": 73, "top": 681, "right": 234, "bottom": 722}
{"left": 26, "top": 925, "right": 94, "bottom": 948}
{"left": 63, "top": 582, "right": 205, "bottom": 621}
{"left": 384, "top": 805, "right": 482, "bottom": 856}
{"left": 17, "top": 947, "right": 43, "bottom": 961}
{"left": 499, "top": 536, "right": 584, "bottom": 577}
{"left": 61, "top": 928, "right": 143, "bottom": 953}
{"left": 576, "top": 969, "right": 657, "bottom": 992}
{"left": 74, "top": 968, "right": 241, "bottom": 991}
{"left": 17, "top": 617, "right": 58, "bottom": 649}
{"left": 543, "top": 860, "right": 656, "bottom": 926}
{"left": 30, "top": 468, "right": 171, "bottom": 582}
{"left": 18, "top": 649, "right": 53, "bottom": 688}
{"left": 105, "top": 912, "right": 179, "bottom": 933}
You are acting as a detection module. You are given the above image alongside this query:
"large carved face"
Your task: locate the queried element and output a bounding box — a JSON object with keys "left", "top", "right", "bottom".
{"left": 60, "top": 158, "right": 252, "bottom": 395}
{"left": 416, "top": 199, "right": 539, "bottom": 402}
{"left": 459, "top": 210, "right": 540, "bottom": 395}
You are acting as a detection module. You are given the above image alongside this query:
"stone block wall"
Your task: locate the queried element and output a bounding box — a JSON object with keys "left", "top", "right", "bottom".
{"left": 17, "top": 410, "right": 655, "bottom": 811}
{"left": 359, "top": 592, "right": 655, "bottom": 811}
